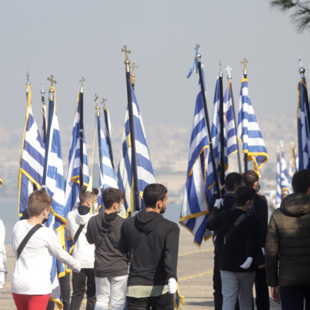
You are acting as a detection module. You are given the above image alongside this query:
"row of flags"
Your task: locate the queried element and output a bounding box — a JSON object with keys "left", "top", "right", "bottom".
{"left": 180, "top": 47, "right": 268, "bottom": 246}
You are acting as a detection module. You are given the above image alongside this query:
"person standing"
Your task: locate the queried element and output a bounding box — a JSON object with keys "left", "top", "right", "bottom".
{"left": 207, "top": 186, "right": 260, "bottom": 310}
{"left": 120, "top": 183, "right": 180, "bottom": 310}
{"left": 209, "top": 172, "right": 244, "bottom": 310}
{"left": 244, "top": 170, "right": 269, "bottom": 310}
{"left": 66, "top": 186, "right": 98, "bottom": 310}
{"left": 11, "top": 190, "right": 81, "bottom": 310}
{"left": 265, "top": 169, "right": 310, "bottom": 310}
{"left": 0, "top": 219, "right": 8, "bottom": 292}
{"left": 86, "top": 188, "right": 128, "bottom": 310}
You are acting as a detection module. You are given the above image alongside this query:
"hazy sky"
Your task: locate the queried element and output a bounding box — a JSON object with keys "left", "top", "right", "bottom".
{"left": 1, "top": 0, "right": 309, "bottom": 133}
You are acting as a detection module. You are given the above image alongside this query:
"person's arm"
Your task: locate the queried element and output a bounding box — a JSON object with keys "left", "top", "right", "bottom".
{"left": 85, "top": 217, "right": 94, "bottom": 245}
{"left": 118, "top": 221, "right": 129, "bottom": 256}
{"left": 164, "top": 224, "right": 180, "bottom": 281}
{"left": 255, "top": 198, "right": 268, "bottom": 249}
{"left": 206, "top": 207, "right": 222, "bottom": 231}
{"left": 46, "top": 230, "right": 81, "bottom": 273}
{"left": 265, "top": 214, "right": 280, "bottom": 287}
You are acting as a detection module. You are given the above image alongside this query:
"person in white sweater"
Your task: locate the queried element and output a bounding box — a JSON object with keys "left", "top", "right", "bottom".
{"left": 11, "top": 190, "right": 81, "bottom": 310}
{"left": 0, "top": 219, "right": 8, "bottom": 292}
{"left": 66, "top": 186, "right": 98, "bottom": 310}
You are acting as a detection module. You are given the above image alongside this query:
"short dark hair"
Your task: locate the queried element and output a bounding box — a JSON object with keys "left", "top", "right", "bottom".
{"left": 292, "top": 169, "right": 310, "bottom": 193}
{"left": 244, "top": 170, "right": 259, "bottom": 187}
{"left": 235, "top": 186, "right": 256, "bottom": 206}
{"left": 102, "top": 188, "right": 125, "bottom": 209}
{"left": 143, "top": 184, "right": 167, "bottom": 209}
{"left": 225, "top": 173, "right": 243, "bottom": 191}
{"left": 27, "top": 190, "right": 52, "bottom": 217}
{"left": 79, "top": 186, "right": 98, "bottom": 205}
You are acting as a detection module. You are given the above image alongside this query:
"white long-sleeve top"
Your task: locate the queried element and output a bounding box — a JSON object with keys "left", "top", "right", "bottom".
{"left": 0, "top": 219, "right": 8, "bottom": 289}
{"left": 65, "top": 209, "right": 95, "bottom": 269}
{"left": 11, "top": 220, "right": 81, "bottom": 295}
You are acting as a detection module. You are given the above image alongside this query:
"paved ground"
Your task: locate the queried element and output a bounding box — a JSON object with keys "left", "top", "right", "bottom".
{"left": 1, "top": 229, "right": 281, "bottom": 310}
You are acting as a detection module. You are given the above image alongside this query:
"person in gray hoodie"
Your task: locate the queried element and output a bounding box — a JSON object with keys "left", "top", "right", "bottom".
{"left": 86, "top": 188, "right": 128, "bottom": 310}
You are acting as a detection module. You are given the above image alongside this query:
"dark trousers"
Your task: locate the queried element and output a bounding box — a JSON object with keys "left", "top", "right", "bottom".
{"left": 127, "top": 292, "right": 174, "bottom": 310}
{"left": 253, "top": 266, "right": 269, "bottom": 310}
{"left": 46, "top": 273, "right": 71, "bottom": 310}
{"left": 279, "top": 286, "right": 310, "bottom": 310}
{"left": 213, "top": 254, "right": 240, "bottom": 310}
{"left": 70, "top": 268, "right": 96, "bottom": 310}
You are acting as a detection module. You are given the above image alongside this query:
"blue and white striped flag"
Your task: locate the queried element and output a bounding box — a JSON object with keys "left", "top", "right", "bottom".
{"left": 43, "top": 87, "right": 67, "bottom": 308}
{"left": 276, "top": 153, "right": 282, "bottom": 208}
{"left": 179, "top": 65, "right": 211, "bottom": 246}
{"left": 18, "top": 84, "right": 45, "bottom": 216}
{"left": 103, "top": 106, "right": 115, "bottom": 170}
{"left": 237, "top": 78, "right": 268, "bottom": 175}
{"left": 97, "top": 110, "right": 118, "bottom": 213}
{"left": 116, "top": 87, "right": 155, "bottom": 215}
{"left": 297, "top": 80, "right": 310, "bottom": 170}
{"left": 224, "top": 82, "right": 238, "bottom": 158}
{"left": 280, "top": 147, "right": 290, "bottom": 196}
{"left": 64, "top": 95, "right": 89, "bottom": 215}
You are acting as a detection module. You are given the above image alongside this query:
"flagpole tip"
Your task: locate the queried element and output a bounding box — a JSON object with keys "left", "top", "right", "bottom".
{"left": 121, "top": 45, "right": 131, "bottom": 72}
{"left": 95, "top": 94, "right": 100, "bottom": 117}
{"left": 26, "top": 71, "right": 30, "bottom": 85}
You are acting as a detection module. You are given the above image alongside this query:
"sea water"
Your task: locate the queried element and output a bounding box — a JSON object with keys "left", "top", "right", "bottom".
{"left": 0, "top": 196, "right": 181, "bottom": 245}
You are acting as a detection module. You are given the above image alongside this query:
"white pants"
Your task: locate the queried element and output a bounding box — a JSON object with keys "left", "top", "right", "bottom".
{"left": 95, "top": 275, "right": 128, "bottom": 310}
{"left": 220, "top": 270, "right": 255, "bottom": 310}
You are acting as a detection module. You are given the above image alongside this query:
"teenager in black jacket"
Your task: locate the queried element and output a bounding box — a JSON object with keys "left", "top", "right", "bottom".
{"left": 207, "top": 186, "right": 260, "bottom": 310}
{"left": 119, "top": 183, "right": 180, "bottom": 310}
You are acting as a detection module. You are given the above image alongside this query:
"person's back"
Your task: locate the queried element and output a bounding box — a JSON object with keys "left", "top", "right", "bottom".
{"left": 265, "top": 169, "right": 310, "bottom": 310}
{"left": 120, "top": 183, "right": 180, "bottom": 310}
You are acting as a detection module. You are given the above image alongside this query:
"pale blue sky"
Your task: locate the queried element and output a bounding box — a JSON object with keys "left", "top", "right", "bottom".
{"left": 0, "top": 0, "right": 308, "bottom": 132}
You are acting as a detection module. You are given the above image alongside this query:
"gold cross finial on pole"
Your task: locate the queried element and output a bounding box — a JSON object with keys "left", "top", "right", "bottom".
{"left": 130, "top": 62, "right": 139, "bottom": 85}
{"left": 241, "top": 58, "right": 249, "bottom": 74}
{"left": 79, "top": 76, "right": 86, "bottom": 92}
{"left": 226, "top": 66, "right": 233, "bottom": 81}
{"left": 26, "top": 71, "right": 30, "bottom": 85}
{"left": 47, "top": 75, "right": 57, "bottom": 94}
{"left": 101, "top": 98, "right": 107, "bottom": 109}
{"left": 121, "top": 45, "right": 131, "bottom": 72}
{"left": 95, "top": 94, "right": 100, "bottom": 116}
{"left": 130, "top": 62, "right": 139, "bottom": 73}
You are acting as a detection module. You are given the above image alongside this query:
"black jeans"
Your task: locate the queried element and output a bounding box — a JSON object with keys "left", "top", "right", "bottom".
{"left": 46, "top": 273, "right": 71, "bottom": 310}
{"left": 253, "top": 266, "right": 269, "bottom": 310}
{"left": 127, "top": 292, "right": 174, "bottom": 310}
{"left": 213, "top": 254, "right": 240, "bottom": 310}
{"left": 70, "top": 268, "right": 96, "bottom": 310}
{"left": 279, "top": 286, "right": 310, "bottom": 310}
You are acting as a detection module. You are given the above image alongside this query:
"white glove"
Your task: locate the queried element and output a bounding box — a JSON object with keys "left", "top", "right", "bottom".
{"left": 168, "top": 278, "right": 177, "bottom": 294}
{"left": 0, "top": 271, "right": 6, "bottom": 289}
{"left": 240, "top": 257, "right": 253, "bottom": 269}
{"left": 72, "top": 261, "right": 81, "bottom": 273}
{"left": 262, "top": 247, "right": 265, "bottom": 256}
{"left": 214, "top": 198, "right": 224, "bottom": 210}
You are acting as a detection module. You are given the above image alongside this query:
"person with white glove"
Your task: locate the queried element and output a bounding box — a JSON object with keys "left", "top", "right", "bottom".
{"left": 207, "top": 186, "right": 260, "bottom": 310}
{"left": 168, "top": 278, "right": 177, "bottom": 294}
{"left": 214, "top": 198, "right": 224, "bottom": 210}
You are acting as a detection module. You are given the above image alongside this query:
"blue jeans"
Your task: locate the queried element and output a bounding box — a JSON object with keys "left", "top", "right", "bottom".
{"left": 279, "top": 286, "right": 310, "bottom": 310}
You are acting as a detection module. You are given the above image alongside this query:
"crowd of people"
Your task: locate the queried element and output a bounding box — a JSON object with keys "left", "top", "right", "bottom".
{"left": 0, "top": 170, "right": 310, "bottom": 310}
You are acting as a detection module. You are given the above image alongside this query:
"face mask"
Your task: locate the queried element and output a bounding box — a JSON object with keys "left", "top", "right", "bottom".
{"left": 116, "top": 203, "right": 123, "bottom": 214}
{"left": 94, "top": 203, "right": 98, "bottom": 210}
{"left": 42, "top": 218, "right": 48, "bottom": 224}
{"left": 255, "top": 184, "right": 260, "bottom": 193}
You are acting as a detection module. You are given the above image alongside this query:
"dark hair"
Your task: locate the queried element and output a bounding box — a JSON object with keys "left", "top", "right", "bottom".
{"left": 143, "top": 184, "right": 167, "bottom": 208}
{"left": 292, "top": 169, "right": 310, "bottom": 193}
{"left": 225, "top": 173, "right": 243, "bottom": 191}
{"left": 243, "top": 170, "right": 259, "bottom": 187}
{"left": 79, "top": 186, "right": 99, "bottom": 205}
{"left": 235, "top": 186, "right": 256, "bottom": 206}
{"left": 102, "top": 188, "right": 125, "bottom": 209}
{"left": 27, "top": 190, "right": 52, "bottom": 217}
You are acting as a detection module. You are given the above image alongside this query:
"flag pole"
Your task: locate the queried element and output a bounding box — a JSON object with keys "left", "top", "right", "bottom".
{"left": 121, "top": 45, "right": 140, "bottom": 212}
{"left": 79, "top": 77, "right": 86, "bottom": 188}
{"left": 241, "top": 58, "right": 249, "bottom": 172}
{"left": 219, "top": 64, "right": 225, "bottom": 188}
{"left": 40, "top": 81, "right": 47, "bottom": 144}
{"left": 277, "top": 144, "right": 283, "bottom": 200}
{"left": 226, "top": 67, "right": 242, "bottom": 173}
{"left": 196, "top": 51, "right": 221, "bottom": 196}
{"left": 290, "top": 141, "right": 297, "bottom": 172}
{"left": 130, "top": 62, "right": 138, "bottom": 91}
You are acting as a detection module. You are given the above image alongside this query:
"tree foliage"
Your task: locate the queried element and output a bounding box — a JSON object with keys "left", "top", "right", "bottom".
{"left": 270, "top": 0, "right": 310, "bottom": 33}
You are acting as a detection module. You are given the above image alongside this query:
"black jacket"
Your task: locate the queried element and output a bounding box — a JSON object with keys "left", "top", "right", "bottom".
{"left": 265, "top": 193, "right": 310, "bottom": 287}
{"left": 207, "top": 208, "right": 260, "bottom": 272}
{"left": 119, "top": 210, "right": 180, "bottom": 286}
{"left": 86, "top": 212, "right": 128, "bottom": 278}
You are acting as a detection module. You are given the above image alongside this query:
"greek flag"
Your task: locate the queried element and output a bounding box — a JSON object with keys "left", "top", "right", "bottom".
{"left": 179, "top": 66, "right": 210, "bottom": 246}
{"left": 116, "top": 87, "right": 155, "bottom": 215}
{"left": 18, "top": 85, "right": 45, "bottom": 216}
{"left": 97, "top": 110, "right": 118, "bottom": 213}
{"left": 103, "top": 106, "right": 115, "bottom": 170}
{"left": 237, "top": 78, "right": 268, "bottom": 174}
{"left": 64, "top": 95, "right": 89, "bottom": 216}
{"left": 297, "top": 80, "right": 310, "bottom": 170}
{"left": 276, "top": 153, "right": 282, "bottom": 208}
{"left": 224, "top": 82, "right": 238, "bottom": 158}
{"left": 206, "top": 78, "right": 224, "bottom": 201}
{"left": 280, "top": 147, "right": 290, "bottom": 196}
{"left": 43, "top": 88, "right": 67, "bottom": 308}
